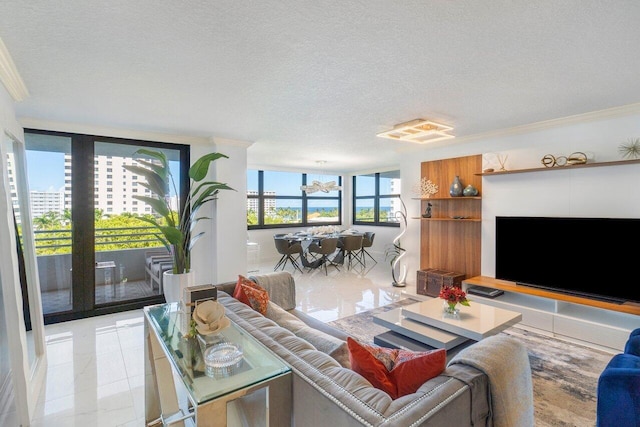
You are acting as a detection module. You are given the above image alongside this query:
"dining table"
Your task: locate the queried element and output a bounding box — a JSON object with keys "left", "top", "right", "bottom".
{"left": 274, "top": 230, "right": 364, "bottom": 270}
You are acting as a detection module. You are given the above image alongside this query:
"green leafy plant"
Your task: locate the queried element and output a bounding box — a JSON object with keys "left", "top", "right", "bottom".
{"left": 124, "top": 149, "right": 234, "bottom": 274}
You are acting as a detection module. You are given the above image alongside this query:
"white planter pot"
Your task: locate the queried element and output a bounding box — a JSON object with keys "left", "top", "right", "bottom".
{"left": 163, "top": 270, "right": 195, "bottom": 304}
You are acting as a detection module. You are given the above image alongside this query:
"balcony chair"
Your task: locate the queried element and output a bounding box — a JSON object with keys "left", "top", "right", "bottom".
{"left": 144, "top": 250, "right": 172, "bottom": 291}
{"left": 274, "top": 237, "right": 303, "bottom": 273}
{"left": 308, "top": 237, "right": 340, "bottom": 275}
{"left": 339, "top": 234, "right": 365, "bottom": 270}
{"left": 357, "top": 231, "right": 377, "bottom": 266}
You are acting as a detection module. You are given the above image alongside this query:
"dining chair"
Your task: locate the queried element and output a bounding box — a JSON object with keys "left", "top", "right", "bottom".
{"left": 307, "top": 237, "right": 340, "bottom": 275}
{"left": 274, "top": 237, "right": 303, "bottom": 272}
{"left": 357, "top": 232, "right": 377, "bottom": 266}
{"left": 340, "top": 235, "right": 365, "bottom": 270}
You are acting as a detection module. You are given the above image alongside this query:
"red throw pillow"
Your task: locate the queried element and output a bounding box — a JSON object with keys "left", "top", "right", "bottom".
{"left": 347, "top": 337, "right": 397, "bottom": 396}
{"left": 233, "top": 275, "right": 269, "bottom": 315}
{"left": 233, "top": 275, "right": 257, "bottom": 305}
{"left": 242, "top": 283, "right": 269, "bottom": 315}
{"left": 346, "top": 337, "right": 446, "bottom": 399}
{"left": 391, "top": 347, "right": 446, "bottom": 397}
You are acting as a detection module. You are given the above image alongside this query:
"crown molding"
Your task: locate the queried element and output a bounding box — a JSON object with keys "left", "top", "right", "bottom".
{"left": 397, "top": 102, "right": 640, "bottom": 154}
{"left": 455, "top": 103, "right": 640, "bottom": 144}
{"left": 210, "top": 136, "right": 253, "bottom": 149}
{"left": 0, "top": 38, "right": 28, "bottom": 102}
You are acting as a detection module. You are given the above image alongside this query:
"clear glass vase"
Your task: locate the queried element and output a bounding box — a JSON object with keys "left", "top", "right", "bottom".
{"left": 443, "top": 301, "right": 460, "bottom": 316}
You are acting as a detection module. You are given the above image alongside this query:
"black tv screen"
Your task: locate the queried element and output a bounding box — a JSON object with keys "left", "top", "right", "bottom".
{"left": 495, "top": 216, "right": 640, "bottom": 304}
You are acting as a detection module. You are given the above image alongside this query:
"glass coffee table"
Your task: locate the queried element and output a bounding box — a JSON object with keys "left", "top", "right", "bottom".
{"left": 373, "top": 298, "right": 522, "bottom": 355}
{"left": 144, "top": 302, "right": 291, "bottom": 426}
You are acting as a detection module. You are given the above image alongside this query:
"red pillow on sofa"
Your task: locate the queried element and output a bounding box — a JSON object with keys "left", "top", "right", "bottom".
{"left": 233, "top": 275, "right": 269, "bottom": 315}
{"left": 346, "top": 337, "right": 446, "bottom": 399}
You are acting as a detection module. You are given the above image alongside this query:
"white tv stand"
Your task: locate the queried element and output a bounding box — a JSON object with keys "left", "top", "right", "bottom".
{"left": 456, "top": 276, "right": 639, "bottom": 352}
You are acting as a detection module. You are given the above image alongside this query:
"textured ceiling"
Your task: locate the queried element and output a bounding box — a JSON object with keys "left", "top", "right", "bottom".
{"left": 2, "top": 1, "right": 640, "bottom": 172}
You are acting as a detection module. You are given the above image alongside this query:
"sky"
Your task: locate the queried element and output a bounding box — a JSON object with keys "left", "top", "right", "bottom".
{"left": 26, "top": 151, "right": 64, "bottom": 192}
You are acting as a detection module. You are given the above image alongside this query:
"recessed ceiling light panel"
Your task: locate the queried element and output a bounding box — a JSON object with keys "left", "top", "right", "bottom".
{"left": 377, "top": 119, "right": 454, "bottom": 143}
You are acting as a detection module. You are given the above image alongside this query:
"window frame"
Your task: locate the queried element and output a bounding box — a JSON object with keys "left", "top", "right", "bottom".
{"left": 247, "top": 170, "right": 342, "bottom": 229}
{"left": 352, "top": 171, "right": 401, "bottom": 227}
{"left": 23, "top": 128, "right": 189, "bottom": 324}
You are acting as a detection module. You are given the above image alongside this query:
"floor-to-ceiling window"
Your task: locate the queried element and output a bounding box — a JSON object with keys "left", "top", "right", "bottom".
{"left": 23, "top": 129, "right": 189, "bottom": 324}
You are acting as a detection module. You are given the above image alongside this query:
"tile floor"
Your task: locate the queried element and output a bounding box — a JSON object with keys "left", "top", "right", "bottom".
{"left": 30, "top": 253, "right": 409, "bottom": 426}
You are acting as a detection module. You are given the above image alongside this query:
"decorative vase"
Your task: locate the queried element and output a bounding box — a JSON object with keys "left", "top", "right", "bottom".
{"left": 449, "top": 176, "right": 463, "bottom": 197}
{"left": 421, "top": 202, "right": 432, "bottom": 218}
{"left": 443, "top": 301, "right": 460, "bottom": 315}
{"left": 463, "top": 184, "right": 478, "bottom": 197}
{"left": 163, "top": 270, "right": 196, "bottom": 304}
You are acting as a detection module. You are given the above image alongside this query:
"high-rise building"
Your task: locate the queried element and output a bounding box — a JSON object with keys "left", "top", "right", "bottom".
{"left": 30, "top": 190, "right": 64, "bottom": 219}
{"left": 64, "top": 154, "right": 156, "bottom": 216}
{"left": 5, "top": 152, "right": 21, "bottom": 223}
{"left": 247, "top": 190, "right": 276, "bottom": 212}
{"left": 389, "top": 176, "right": 402, "bottom": 217}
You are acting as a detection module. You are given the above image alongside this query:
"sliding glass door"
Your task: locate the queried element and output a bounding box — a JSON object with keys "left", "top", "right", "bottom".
{"left": 24, "top": 130, "right": 189, "bottom": 324}
{"left": 92, "top": 141, "right": 184, "bottom": 307}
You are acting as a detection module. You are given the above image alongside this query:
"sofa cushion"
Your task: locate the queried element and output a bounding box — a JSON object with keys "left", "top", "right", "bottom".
{"left": 347, "top": 337, "right": 446, "bottom": 399}
{"left": 266, "top": 301, "right": 350, "bottom": 368}
{"left": 233, "top": 275, "right": 269, "bottom": 315}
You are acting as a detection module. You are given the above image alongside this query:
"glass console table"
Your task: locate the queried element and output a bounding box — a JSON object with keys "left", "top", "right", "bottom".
{"left": 144, "top": 302, "right": 291, "bottom": 426}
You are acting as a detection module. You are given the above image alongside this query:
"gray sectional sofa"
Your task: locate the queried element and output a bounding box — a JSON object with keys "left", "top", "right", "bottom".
{"left": 216, "top": 272, "right": 534, "bottom": 427}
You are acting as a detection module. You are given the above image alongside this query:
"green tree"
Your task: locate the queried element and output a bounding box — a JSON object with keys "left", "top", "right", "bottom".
{"left": 33, "top": 211, "right": 62, "bottom": 229}
{"left": 247, "top": 209, "right": 258, "bottom": 225}
{"left": 355, "top": 208, "right": 375, "bottom": 222}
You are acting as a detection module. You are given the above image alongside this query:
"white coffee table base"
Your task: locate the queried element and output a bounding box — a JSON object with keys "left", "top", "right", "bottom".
{"left": 374, "top": 309, "right": 469, "bottom": 350}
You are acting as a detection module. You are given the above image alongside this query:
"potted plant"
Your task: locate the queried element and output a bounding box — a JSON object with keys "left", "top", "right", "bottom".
{"left": 124, "top": 148, "right": 234, "bottom": 302}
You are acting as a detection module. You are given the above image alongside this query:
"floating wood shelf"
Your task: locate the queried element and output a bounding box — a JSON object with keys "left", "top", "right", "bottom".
{"left": 412, "top": 217, "right": 481, "bottom": 222}
{"left": 411, "top": 197, "right": 481, "bottom": 200}
{"left": 476, "top": 158, "right": 640, "bottom": 176}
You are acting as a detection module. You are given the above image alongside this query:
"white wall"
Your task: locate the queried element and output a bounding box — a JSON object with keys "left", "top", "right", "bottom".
{"left": 400, "top": 109, "right": 640, "bottom": 285}
{"left": 211, "top": 138, "right": 250, "bottom": 283}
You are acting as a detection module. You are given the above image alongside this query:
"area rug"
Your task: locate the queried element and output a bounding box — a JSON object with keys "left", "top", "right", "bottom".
{"left": 327, "top": 299, "right": 614, "bottom": 427}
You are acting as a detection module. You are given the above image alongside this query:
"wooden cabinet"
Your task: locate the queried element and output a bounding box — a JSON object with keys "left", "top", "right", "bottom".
{"left": 419, "top": 155, "right": 482, "bottom": 279}
{"left": 462, "top": 276, "right": 640, "bottom": 351}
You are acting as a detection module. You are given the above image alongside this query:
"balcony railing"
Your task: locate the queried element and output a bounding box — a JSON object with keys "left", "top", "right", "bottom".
{"left": 33, "top": 226, "right": 163, "bottom": 254}
{"left": 31, "top": 226, "right": 165, "bottom": 295}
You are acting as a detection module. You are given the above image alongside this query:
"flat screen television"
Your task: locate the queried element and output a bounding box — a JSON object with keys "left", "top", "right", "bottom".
{"left": 495, "top": 216, "right": 640, "bottom": 304}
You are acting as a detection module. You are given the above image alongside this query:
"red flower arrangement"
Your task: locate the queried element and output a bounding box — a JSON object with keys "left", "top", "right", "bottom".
{"left": 439, "top": 286, "right": 470, "bottom": 313}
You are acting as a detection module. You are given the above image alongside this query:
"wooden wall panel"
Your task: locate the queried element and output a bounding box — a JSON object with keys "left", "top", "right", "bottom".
{"left": 419, "top": 155, "right": 482, "bottom": 279}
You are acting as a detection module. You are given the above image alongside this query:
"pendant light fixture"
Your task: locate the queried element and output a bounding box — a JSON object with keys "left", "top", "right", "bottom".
{"left": 300, "top": 161, "right": 342, "bottom": 193}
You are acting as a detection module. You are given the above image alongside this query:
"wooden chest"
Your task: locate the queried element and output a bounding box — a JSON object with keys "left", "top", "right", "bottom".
{"left": 416, "top": 268, "right": 466, "bottom": 297}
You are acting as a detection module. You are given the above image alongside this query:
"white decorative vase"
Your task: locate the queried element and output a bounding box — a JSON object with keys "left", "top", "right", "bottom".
{"left": 163, "top": 270, "right": 195, "bottom": 304}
